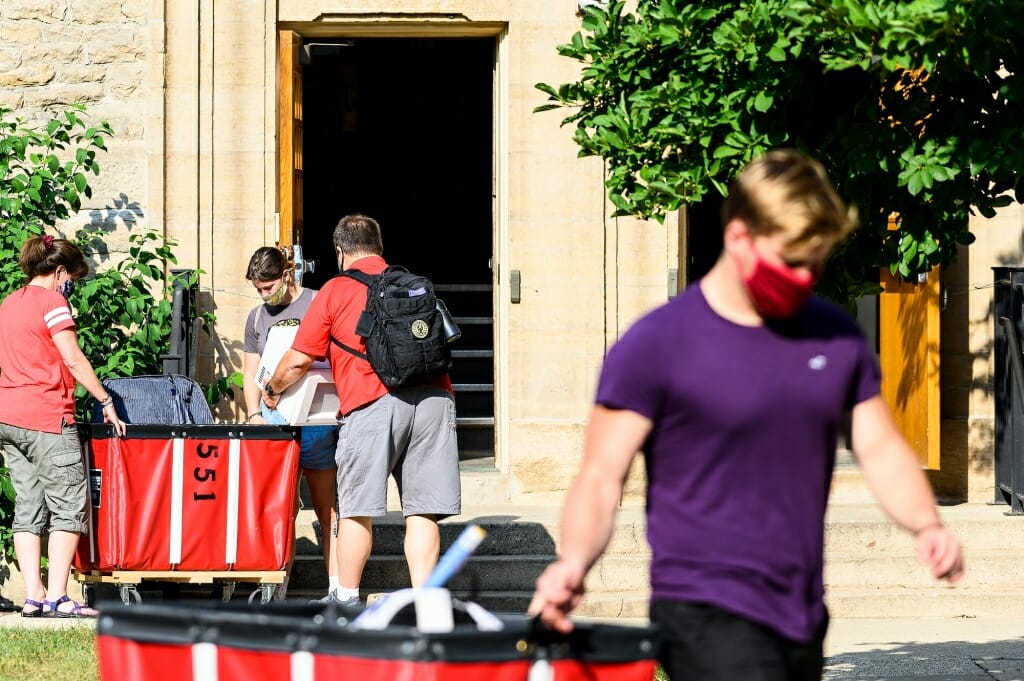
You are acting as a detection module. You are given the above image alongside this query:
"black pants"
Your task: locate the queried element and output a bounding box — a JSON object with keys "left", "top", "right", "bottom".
{"left": 650, "top": 599, "right": 828, "bottom": 681}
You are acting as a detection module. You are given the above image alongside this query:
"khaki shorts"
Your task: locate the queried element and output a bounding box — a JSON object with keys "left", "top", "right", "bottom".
{"left": 336, "top": 387, "right": 461, "bottom": 519}
{"left": 0, "top": 420, "right": 88, "bottom": 535}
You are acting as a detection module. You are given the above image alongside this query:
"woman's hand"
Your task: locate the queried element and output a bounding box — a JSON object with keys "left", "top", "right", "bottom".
{"left": 102, "top": 403, "right": 127, "bottom": 436}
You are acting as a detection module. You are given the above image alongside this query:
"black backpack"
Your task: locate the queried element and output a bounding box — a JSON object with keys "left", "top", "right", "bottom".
{"left": 330, "top": 266, "right": 453, "bottom": 388}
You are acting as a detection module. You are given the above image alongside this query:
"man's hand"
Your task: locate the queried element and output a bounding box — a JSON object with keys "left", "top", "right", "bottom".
{"left": 528, "top": 559, "right": 587, "bottom": 633}
{"left": 261, "top": 389, "right": 281, "bottom": 410}
{"left": 914, "top": 525, "right": 965, "bottom": 584}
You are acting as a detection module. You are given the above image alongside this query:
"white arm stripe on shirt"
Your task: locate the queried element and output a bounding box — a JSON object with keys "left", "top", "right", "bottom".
{"left": 44, "top": 306, "right": 73, "bottom": 329}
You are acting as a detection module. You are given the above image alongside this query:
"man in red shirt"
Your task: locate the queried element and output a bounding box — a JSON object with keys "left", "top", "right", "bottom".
{"left": 263, "top": 214, "right": 460, "bottom": 607}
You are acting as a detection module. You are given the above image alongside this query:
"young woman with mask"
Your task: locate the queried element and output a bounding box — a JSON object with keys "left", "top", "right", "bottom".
{"left": 0, "top": 234, "right": 126, "bottom": 618}
{"left": 242, "top": 246, "right": 339, "bottom": 601}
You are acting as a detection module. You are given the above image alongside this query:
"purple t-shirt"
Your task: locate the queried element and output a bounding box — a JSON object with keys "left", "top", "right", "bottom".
{"left": 596, "top": 283, "right": 880, "bottom": 642}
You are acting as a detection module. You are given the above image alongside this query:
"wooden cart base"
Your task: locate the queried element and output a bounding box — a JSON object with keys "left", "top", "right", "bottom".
{"left": 75, "top": 570, "right": 286, "bottom": 606}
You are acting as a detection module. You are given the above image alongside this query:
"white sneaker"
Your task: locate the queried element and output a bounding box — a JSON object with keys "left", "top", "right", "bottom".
{"left": 310, "top": 589, "right": 336, "bottom": 604}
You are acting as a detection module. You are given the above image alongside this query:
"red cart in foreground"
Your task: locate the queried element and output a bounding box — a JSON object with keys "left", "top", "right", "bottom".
{"left": 96, "top": 599, "right": 660, "bottom": 681}
{"left": 74, "top": 424, "right": 301, "bottom": 606}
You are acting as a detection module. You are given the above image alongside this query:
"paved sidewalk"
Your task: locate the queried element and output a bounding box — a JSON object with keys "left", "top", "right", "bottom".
{"left": 823, "top": 617, "right": 1024, "bottom": 680}
{"left": 0, "top": 609, "right": 95, "bottom": 628}
{"left": 2, "top": 607, "right": 1022, "bottom": 680}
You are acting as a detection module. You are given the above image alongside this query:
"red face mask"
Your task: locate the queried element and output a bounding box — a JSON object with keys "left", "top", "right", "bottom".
{"left": 744, "top": 256, "right": 816, "bottom": 319}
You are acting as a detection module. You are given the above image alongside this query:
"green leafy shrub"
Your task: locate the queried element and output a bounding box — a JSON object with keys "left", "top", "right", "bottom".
{"left": 0, "top": 105, "right": 236, "bottom": 566}
{"left": 533, "top": 1, "right": 1024, "bottom": 305}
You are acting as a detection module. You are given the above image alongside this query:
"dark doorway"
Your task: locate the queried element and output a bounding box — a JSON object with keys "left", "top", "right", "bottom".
{"left": 300, "top": 37, "right": 496, "bottom": 462}
{"left": 686, "top": 195, "right": 723, "bottom": 284}
{"left": 300, "top": 37, "right": 493, "bottom": 286}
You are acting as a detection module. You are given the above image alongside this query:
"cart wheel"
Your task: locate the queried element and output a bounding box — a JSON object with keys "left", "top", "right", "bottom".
{"left": 81, "top": 583, "right": 95, "bottom": 608}
{"left": 119, "top": 585, "right": 142, "bottom": 606}
{"left": 248, "top": 584, "right": 274, "bottom": 604}
{"left": 221, "top": 582, "right": 237, "bottom": 602}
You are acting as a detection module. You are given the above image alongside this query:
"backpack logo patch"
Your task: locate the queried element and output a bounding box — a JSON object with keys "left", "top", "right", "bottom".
{"left": 411, "top": 319, "right": 430, "bottom": 339}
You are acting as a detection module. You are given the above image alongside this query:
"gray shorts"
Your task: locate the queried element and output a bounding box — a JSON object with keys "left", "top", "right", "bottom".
{"left": 335, "top": 387, "right": 460, "bottom": 519}
{"left": 0, "top": 420, "right": 88, "bottom": 535}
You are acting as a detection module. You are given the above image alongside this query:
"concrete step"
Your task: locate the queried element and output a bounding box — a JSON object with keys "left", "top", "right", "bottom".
{"left": 283, "top": 501, "right": 1024, "bottom": 619}
{"left": 824, "top": 554, "right": 1024, "bottom": 587}
{"left": 289, "top": 553, "right": 556, "bottom": 592}
{"left": 287, "top": 504, "right": 648, "bottom": 615}
{"left": 292, "top": 505, "right": 646, "bottom": 557}
{"left": 824, "top": 587, "right": 1024, "bottom": 618}
{"left": 296, "top": 554, "right": 649, "bottom": 594}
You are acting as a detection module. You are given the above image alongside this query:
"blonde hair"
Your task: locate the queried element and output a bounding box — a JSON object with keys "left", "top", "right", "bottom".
{"left": 722, "top": 149, "right": 858, "bottom": 247}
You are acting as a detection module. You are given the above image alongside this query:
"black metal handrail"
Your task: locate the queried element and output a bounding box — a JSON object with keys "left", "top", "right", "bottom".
{"left": 998, "top": 312, "right": 1024, "bottom": 514}
{"left": 160, "top": 269, "right": 198, "bottom": 378}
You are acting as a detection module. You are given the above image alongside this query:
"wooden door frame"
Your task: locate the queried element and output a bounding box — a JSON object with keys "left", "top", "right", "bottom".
{"left": 277, "top": 30, "right": 303, "bottom": 249}
{"left": 878, "top": 217, "right": 941, "bottom": 469}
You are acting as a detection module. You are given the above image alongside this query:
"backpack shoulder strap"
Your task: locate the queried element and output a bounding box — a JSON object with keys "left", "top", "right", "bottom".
{"left": 330, "top": 334, "right": 367, "bottom": 360}
{"left": 330, "top": 268, "right": 373, "bottom": 360}
{"left": 339, "top": 269, "right": 374, "bottom": 286}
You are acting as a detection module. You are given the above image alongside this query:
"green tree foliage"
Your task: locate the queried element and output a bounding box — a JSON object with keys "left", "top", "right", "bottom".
{"left": 0, "top": 104, "right": 236, "bottom": 565}
{"left": 536, "top": 0, "right": 1021, "bottom": 303}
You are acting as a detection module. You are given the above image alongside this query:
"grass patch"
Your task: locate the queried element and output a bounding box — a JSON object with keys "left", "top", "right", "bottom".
{"left": 0, "top": 626, "right": 97, "bottom": 681}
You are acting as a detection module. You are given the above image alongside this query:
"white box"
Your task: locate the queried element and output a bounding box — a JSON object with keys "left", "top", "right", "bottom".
{"left": 255, "top": 325, "right": 339, "bottom": 425}
{"left": 276, "top": 369, "right": 339, "bottom": 425}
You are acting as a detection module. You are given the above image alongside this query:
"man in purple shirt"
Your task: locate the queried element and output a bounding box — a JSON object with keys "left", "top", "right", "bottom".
{"left": 530, "top": 149, "right": 965, "bottom": 681}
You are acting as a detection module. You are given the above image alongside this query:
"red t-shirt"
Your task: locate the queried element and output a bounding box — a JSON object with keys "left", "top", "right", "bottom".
{"left": 292, "top": 256, "right": 451, "bottom": 416}
{"left": 0, "top": 286, "right": 78, "bottom": 433}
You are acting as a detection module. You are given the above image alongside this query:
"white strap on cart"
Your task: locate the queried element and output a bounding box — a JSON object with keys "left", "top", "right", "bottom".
{"left": 527, "top": 658, "right": 554, "bottom": 681}
{"left": 290, "top": 651, "right": 315, "bottom": 681}
{"left": 225, "top": 438, "right": 241, "bottom": 564}
{"left": 187, "top": 646, "right": 316, "bottom": 681}
{"left": 192, "top": 642, "right": 217, "bottom": 681}
{"left": 169, "top": 436, "right": 243, "bottom": 566}
{"left": 170, "top": 437, "right": 185, "bottom": 565}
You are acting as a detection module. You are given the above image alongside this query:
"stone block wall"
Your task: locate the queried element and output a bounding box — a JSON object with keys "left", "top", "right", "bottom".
{"left": 0, "top": 0, "right": 154, "bottom": 235}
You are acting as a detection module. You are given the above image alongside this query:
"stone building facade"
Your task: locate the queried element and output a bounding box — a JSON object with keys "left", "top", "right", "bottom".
{"left": 0, "top": 0, "right": 1018, "bottom": 506}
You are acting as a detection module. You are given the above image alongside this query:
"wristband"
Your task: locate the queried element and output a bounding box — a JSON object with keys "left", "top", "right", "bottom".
{"left": 247, "top": 412, "right": 261, "bottom": 421}
{"left": 913, "top": 521, "right": 944, "bottom": 536}
{"left": 99, "top": 396, "right": 114, "bottom": 408}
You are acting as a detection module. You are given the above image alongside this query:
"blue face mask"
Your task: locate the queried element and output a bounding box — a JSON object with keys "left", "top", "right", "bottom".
{"left": 59, "top": 278, "right": 74, "bottom": 300}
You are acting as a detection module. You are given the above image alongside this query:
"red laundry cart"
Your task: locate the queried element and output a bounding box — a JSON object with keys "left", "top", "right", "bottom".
{"left": 74, "top": 424, "right": 301, "bottom": 605}
{"left": 95, "top": 600, "right": 660, "bottom": 681}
